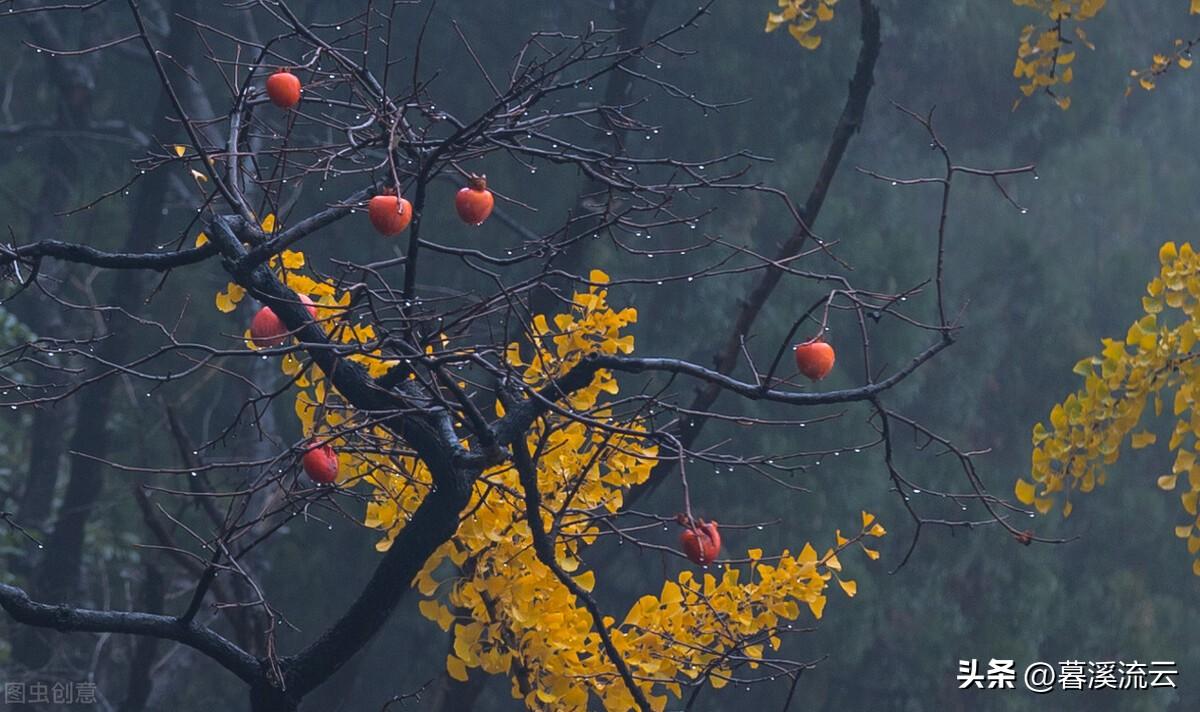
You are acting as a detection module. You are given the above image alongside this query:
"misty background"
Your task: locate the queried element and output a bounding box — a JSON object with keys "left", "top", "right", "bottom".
{"left": 0, "top": 1, "right": 1195, "bottom": 710}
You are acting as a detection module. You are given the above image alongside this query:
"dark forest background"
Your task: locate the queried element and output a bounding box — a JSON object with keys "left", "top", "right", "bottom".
{"left": 1, "top": 1, "right": 1196, "bottom": 710}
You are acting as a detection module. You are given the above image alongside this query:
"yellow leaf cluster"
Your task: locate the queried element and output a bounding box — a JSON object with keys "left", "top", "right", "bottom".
{"left": 1010, "top": 0, "right": 1104, "bottom": 110}
{"left": 1129, "top": 38, "right": 1197, "bottom": 95}
{"left": 1025, "top": 241, "right": 1200, "bottom": 574}
{"left": 411, "top": 510, "right": 881, "bottom": 711}
{"left": 764, "top": 0, "right": 838, "bottom": 51}
{"left": 221, "top": 253, "right": 884, "bottom": 708}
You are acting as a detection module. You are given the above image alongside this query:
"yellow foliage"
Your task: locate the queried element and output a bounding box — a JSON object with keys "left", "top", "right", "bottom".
{"left": 1012, "top": 1, "right": 1200, "bottom": 102}
{"left": 1029, "top": 241, "right": 1200, "bottom": 574}
{"left": 216, "top": 249, "right": 883, "bottom": 708}
{"left": 1130, "top": 36, "right": 1199, "bottom": 93}
{"left": 1009, "top": 1, "right": 1105, "bottom": 110}
{"left": 764, "top": 0, "right": 839, "bottom": 51}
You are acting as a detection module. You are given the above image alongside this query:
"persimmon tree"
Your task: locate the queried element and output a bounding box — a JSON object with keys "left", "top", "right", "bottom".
{"left": 0, "top": 1, "right": 1034, "bottom": 710}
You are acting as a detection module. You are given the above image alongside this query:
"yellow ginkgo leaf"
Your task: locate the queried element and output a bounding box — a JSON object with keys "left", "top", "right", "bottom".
{"left": 1015, "top": 478, "right": 1036, "bottom": 504}
{"left": 1131, "top": 431, "right": 1157, "bottom": 449}
{"left": 446, "top": 654, "right": 469, "bottom": 682}
{"left": 215, "top": 282, "right": 246, "bottom": 313}
{"left": 281, "top": 250, "right": 305, "bottom": 269}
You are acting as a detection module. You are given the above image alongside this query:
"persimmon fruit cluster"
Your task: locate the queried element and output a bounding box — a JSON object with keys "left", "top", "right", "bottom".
{"left": 367, "top": 176, "right": 495, "bottom": 236}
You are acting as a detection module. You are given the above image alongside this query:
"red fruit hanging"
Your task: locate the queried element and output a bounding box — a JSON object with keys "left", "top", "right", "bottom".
{"left": 249, "top": 294, "right": 317, "bottom": 348}
{"left": 250, "top": 306, "right": 287, "bottom": 348}
{"left": 679, "top": 518, "right": 721, "bottom": 565}
{"left": 455, "top": 175, "right": 494, "bottom": 226}
{"left": 368, "top": 194, "right": 413, "bottom": 236}
{"left": 265, "top": 69, "right": 301, "bottom": 109}
{"left": 302, "top": 442, "right": 339, "bottom": 484}
{"left": 794, "top": 339, "right": 836, "bottom": 381}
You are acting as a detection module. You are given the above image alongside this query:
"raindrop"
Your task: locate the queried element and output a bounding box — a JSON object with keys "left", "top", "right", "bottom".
{"left": 891, "top": 181, "right": 898, "bottom": 186}
{"left": 756, "top": 525, "right": 764, "bottom": 530}
{"left": 1020, "top": 208, "right": 1029, "bottom": 214}
{"left": 913, "top": 488, "right": 921, "bottom": 494}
